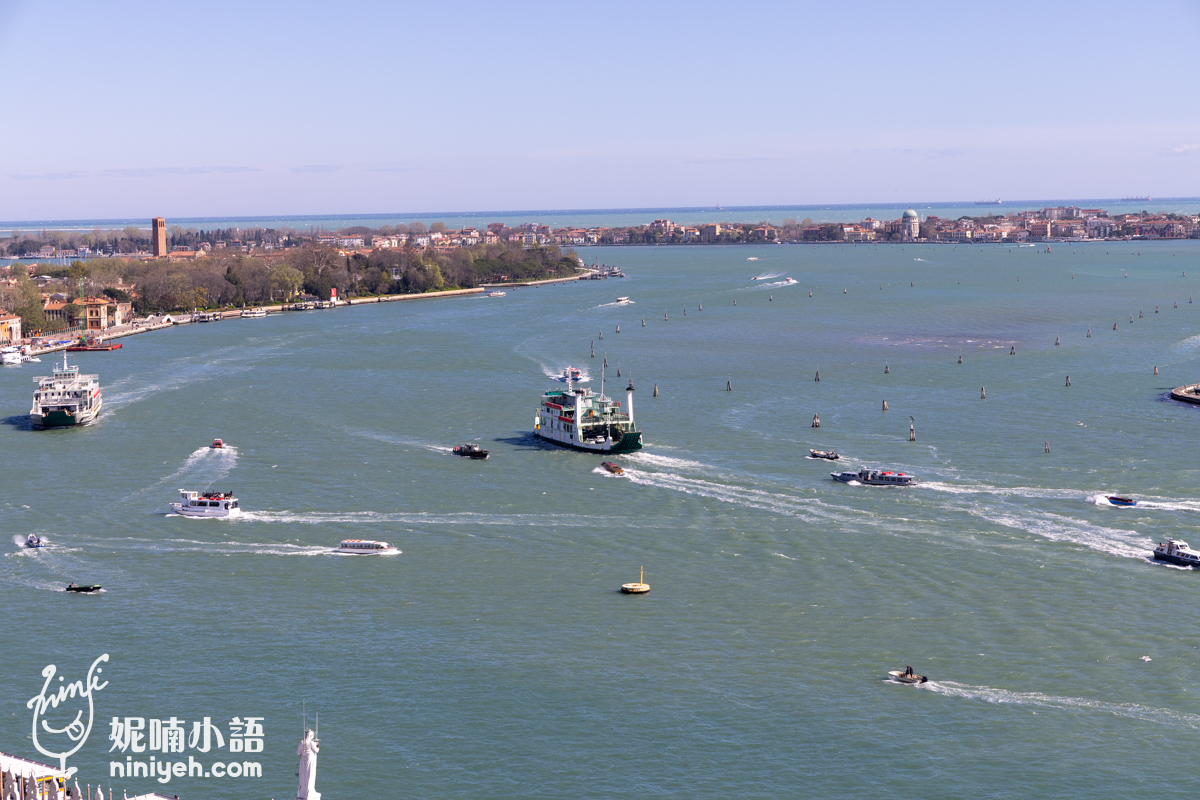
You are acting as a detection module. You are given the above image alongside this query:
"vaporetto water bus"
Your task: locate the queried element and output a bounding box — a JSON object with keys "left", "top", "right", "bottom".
{"left": 832, "top": 468, "right": 919, "bottom": 486}
{"left": 336, "top": 539, "right": 400, "bottom": 555}
{"left": 30, "top": 355, "right": 102, "bottom": 428}
{"left": 170, "top": 490, "right": 241, "bottom": 517}
{"left": 536, "top": 374, "right": 642, "bottom": 453}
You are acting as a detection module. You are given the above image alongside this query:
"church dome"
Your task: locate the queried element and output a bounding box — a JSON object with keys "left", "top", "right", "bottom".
{"left": 902, "top": 209, "right": 919, "bottom": 220}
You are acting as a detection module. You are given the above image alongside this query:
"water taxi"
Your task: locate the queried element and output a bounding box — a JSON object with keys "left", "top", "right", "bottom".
{"left": 170, "top": 490, "right": 241, "bottom": 518}
{"left": 240, "top": 307, "right": 267, "bottom": 318}
{"left": 809, "top": 449, "right": 840, "bottom": 460}
{"left": 832, "top": 469, "right": 918, "bottom": 486}
{"left": 30, "top": 355, "right": 103, "bottom": 428}
{"left": 600, "top": 461, "right": 624, "bottom": 475}
{"left": 211, "top": 439, "right": 225, "bottom": 449}
{"left": 536, "top": 372, "right": 642, "bottom": 453}
{"left": 1152, "top": 538, "right": 1200, "bottom": 568}
{"left": 556, "top": 366, "right": 584, "bottom": 382}
{"left": 25, "top": 534, "right": 44, "bottom": 548}
{"left": 452, "top": 444, "right": 489, "bottom": 459}
{"left": 1106, "top": 495, "right": 1137, "bottom": 506}
{"left": 616, "top": 296, "right": 632, "bottom": 304}
{"left": 335, "top": 539, "right": 399, "bottom": 555}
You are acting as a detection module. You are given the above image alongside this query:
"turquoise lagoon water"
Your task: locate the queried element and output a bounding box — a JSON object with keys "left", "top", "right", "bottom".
{"left": 3, "top": 240, "right": 1200, "bottom": 798}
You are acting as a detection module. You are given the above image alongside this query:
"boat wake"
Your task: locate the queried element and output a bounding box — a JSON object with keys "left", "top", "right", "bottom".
{"left": 969, "top": 507, "right": 1154, "bottom": 561}
{"left": 135, "top": 446, "right": 240, "bottom": 497}
{"left": 921, "top": 481, "right": 1081, "bottom": 501}
{"left": 140, "top": 537, "right": 334, "bottom": 557}
{"left": 622, "top": 468, "right": 832, "bottom": 520}
{"left": 594, "top": 300, "right": 634, "bottom": 308}
{"left": 922, "top": 681, "right": 1200, "bottom": 729}
{"left": 750, "top": 272, "right": 782, "bottom": 281}
{"left": 624, "top": 451, "right": 713, "bottom": 472}
{"left": 236, "top": 509, "right": 621, "bottom": 528}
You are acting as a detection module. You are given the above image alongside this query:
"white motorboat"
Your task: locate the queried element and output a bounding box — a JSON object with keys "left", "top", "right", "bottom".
{"left": 170, "top": 489, "right": 241, "bottom": 518}
{"left": 25, "top": 534, "right": 44, "bottom": 548}
{"left": 557, "top": 366, "right": 584, "bottom": 382}
{"left": 747, "top": 257, "right": 759, "bottom": 261}
{"left": 1152, "top": 538, "right": 1200, "bottom": 568}
{"left": 240, "top": 307, "right": 267, "bottom": 318}
{"left": 782, "top": 277, "right": 798, "bottom": 284}
{"left": 616, "top": 296, "right": 632, "bottom": 304}
{"left": 1, "top": 346, "right": 21, "bottom": 366}
{"left": 832, "top": 469, "right": 918, "bottom": 486}
{"left": 486, "top": 291, "right": 506, "bottom": 297}
{"left": 335, "top": 539, "right": 400, "bottom": 555}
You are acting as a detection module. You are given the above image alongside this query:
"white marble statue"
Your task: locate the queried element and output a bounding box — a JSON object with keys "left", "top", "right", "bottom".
{"left": 296, "top": 729, "right": 320, "bottom": 800}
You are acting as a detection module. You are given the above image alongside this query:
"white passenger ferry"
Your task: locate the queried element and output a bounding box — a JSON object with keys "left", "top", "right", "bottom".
{"left": 240, "top": 307, "right": 268, "bottom": 318}
{"left": 832, "top": 469, "right": 919, "bottom": 486}
{"left": 170, "top": 490, "right": 241, "bottom": 517}
{"left": 336, "top": 539, "right": 399, "bottom": 554}
{"left": 30, "top": 355, "right": 103, "bottom": 428}
{"left": 535, "top": 371, "right": 642, "bottom": 453}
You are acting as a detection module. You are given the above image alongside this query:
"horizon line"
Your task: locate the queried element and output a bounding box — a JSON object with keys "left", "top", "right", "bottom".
{"left": 2, "top": 197, "right": 1197, "bottom": 230}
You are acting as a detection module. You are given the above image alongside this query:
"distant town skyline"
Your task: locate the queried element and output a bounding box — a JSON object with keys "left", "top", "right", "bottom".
{"left": 1, "top": 0, "right": 1198, "bottom": 220}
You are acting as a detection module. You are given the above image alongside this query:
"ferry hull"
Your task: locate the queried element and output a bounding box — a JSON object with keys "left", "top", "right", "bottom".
{"left": 31, "top": 403, "right": 101, "bottom": 429}
{"left": 535, "top": 429, "right": 643, "bottom": 453}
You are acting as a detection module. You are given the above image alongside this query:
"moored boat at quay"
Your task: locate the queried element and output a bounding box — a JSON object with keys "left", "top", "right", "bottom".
{"left": 832, "top": 468, "right": 918, "bottom": 486}
{"left": 536, "top": 373, "right": 642, "bottom": 453}
{"left": 170, "top": 489, "right": 241, "bottom": 518}
{"left": 1152, "top": 538, "right": 1200, "bottom": 567}
{"left": 240, "top": 307, "right": 268, "bottom": 318}
{"left": 29, "top": 355, "right": 103, "bottom": 428}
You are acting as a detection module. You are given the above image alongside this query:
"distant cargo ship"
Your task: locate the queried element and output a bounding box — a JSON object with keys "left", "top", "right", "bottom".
{"left": 975, "top": 199, "right": 1002, "bottom": 205}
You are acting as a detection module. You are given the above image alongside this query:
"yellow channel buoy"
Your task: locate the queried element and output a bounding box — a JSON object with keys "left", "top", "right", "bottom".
{"left": 621, "top": 566, "right": 650, "bottom": 594}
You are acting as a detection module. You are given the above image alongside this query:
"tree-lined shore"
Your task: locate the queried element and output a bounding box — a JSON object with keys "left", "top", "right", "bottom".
{"left": 1, "top": 241, "right": 580, "bottom": 334}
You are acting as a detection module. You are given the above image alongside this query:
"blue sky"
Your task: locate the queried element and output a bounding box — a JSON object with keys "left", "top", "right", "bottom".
{"left": 1, "top": 0, "right": 1198, "bottom": 219}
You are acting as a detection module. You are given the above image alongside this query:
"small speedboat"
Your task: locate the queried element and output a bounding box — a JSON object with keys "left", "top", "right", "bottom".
{"left": 25, "top": 534, "right": 44, "bottom": 548}
{"left": 211, "top": 439, "right": 225, "bottom": 449}
{"left": 1152, "top": 538, "right": 1200, "bottom": 568}
{"left": 782, "top": 277, "right": 798, "bottom": 285}
{"left": 1106, "top": 495, "right": 1137, "bottom": 506}
{"left": 453, "top": 444, "right": 489, "bottom": 459}
{"left": 336, "top": 539, "right": 400, "bottom": 555}
{"left": 810, "top": 449, "right": 840, "bottom": 460}
{"left": 751, "top": 274, "right": 768, "bottom": 281}
{"left": 888, "top": 668, "right": 928, "bottom": 685}
{"left": 601, "top": 461, "right": 624, "bottom": 475}
{"left": 65, "top": 583, "right": 102, "bottom": 594}
{"left": 747, "top": 257, "right": 759, "bottom": 261}
{"left": 558, "top": 367, "right": 584, "bottom": 382}
{"left": 616, "top": 296, "right": 632, "bottom": 304}
{"left": 486, "top": 291, "right": 506, "bottom": 297}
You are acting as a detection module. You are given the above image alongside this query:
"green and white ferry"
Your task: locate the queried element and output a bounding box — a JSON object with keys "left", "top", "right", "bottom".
{"left": 29, "top": 355, "right": 102, "bottom": 429}
{"left": 535, "top": 372, "right": 642, "bottom": 453}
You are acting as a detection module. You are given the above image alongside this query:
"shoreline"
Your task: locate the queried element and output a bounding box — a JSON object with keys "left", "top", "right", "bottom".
{"left": 27, "top": 270, "right": 595, "bottom": 356}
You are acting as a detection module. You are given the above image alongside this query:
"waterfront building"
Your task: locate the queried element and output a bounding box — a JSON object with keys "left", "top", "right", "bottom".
{"left": 901, "top": 209, "right": 919, "bottom": 241}
{"left": 151, "top": 216, "right": 167, "bottom": 256}
{"left": 0, "top": 312, "right": 21, "bottom": 343}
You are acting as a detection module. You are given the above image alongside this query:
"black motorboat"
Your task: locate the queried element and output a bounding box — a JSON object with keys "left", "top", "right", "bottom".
{"left": 810, "top": 449, "right": 840, "bottom": 460}
{"left": 452, "top": 444, "right": 489, "bottom": 459}
{"left": 65, "top": 582, "right": 102, "bottom": 594}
